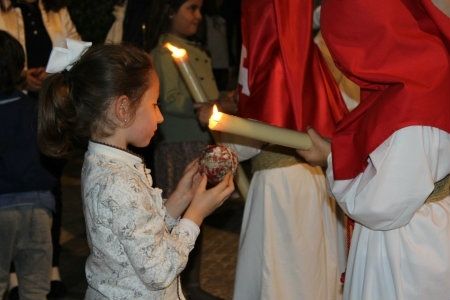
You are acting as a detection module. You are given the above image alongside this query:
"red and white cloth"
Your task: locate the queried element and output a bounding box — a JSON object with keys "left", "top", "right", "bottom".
{"left": 322, "top": 0, "right": 450, "bottom": 180}
{"left": 238, "top": 0, "right": 348, "bottom": 137}
{"left": 322, "top": 1, "right": 450, "bottom": 299}
{"left": 233, "top": 1, "right": 348, "bottom": 299}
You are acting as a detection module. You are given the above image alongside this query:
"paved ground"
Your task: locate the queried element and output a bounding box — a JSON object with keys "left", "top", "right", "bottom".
{"left": 57, "top": 157, "right": 244, "bottom": 300}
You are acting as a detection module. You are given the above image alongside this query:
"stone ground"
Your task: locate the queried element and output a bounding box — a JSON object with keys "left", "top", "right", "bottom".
{"left": 56, "top": 157, "right": 244, "bottom": 300}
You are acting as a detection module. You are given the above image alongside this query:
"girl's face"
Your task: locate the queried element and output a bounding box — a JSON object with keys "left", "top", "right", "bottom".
{"left": 127, "top": 70, "right": 163, "bottom": 148}
{"left": 170, "top": 0, "right": 203, "bottom": 38}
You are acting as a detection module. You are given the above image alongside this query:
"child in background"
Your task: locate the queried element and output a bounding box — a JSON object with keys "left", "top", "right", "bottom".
{"left": 38, "top": 43, "right": 234, "bottom": 299}
{"left": 0, "top": 30, "right": 57, "bottom": 300}
{"left": 146, "top": 1, "right": 236, "bottom": 298}
{"left": 1, "top": 2, "right": 81, "bottom": 295}
{"left": 147, "top": 0, "right": 226, "bottom": 198}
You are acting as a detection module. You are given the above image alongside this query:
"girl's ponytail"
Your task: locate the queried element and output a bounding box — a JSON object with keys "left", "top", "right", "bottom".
{"left": 38, "top": 72, "right": 78, "bottom": 157}
{"left": 38, "top": 44, "right": 153, "bottom": 157}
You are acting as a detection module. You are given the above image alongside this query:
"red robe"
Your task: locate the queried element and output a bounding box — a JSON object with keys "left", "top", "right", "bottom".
{"left": 238, "top": 0, "right": 348, "bottom": 138}
{"left": 321, "top": 0, "right": 450, "bottom": 180}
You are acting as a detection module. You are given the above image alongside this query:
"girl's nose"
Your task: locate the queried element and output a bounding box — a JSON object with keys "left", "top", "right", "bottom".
{"left": 195, "top": 9, "right": 202, "bottom": 21}
{"left": 157, "top": 108, "right": 164, "bottom": 124}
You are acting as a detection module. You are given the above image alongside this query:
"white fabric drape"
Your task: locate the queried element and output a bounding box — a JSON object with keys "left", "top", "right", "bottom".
{"left": 327, "top": 126, "right": 450, "bottom": 300}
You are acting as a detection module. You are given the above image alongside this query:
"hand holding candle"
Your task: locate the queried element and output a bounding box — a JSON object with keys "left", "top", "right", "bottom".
{"left": 296, "top": 128, "right": 331, "bottom": 167}
{"left": 208, "top": 105, "right": 312, "bottom": 150}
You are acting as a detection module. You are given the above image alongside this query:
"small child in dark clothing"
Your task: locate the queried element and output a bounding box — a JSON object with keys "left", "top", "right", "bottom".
{"left": 0, "top": 30, "right": 57, "bottom": 300}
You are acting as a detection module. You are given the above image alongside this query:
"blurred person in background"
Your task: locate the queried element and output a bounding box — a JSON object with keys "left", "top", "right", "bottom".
{"left": 145, "top": 0, "right": 236, "bottom": 299}
{"left": 0, "top": 29, "right": 57, "bottom": 300}
{"left": 0, "top": 0, "right": 80, "bottom": 298}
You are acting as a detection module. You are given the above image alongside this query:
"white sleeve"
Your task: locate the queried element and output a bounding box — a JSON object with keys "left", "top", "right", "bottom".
{"left": 219, "top": 134, "right": 262, "bottom": 162}
{"left": 224, "top": 142, "right": 261, "bottom": 162}
{"left": 327, "top": 126, "right": 450, "bottom": 230}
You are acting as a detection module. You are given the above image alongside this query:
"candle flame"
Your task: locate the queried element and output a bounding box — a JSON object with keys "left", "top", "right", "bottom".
{"left": 164, "top": 43, "right": 187, "bottom": 59}
{"left": 208, "top": 105, "right": 223, "bottom": 130}
{"left": 211, "top": 105, "right": 222, "bottom": 121}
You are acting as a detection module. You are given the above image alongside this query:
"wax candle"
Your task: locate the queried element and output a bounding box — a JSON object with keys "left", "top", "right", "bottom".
{"left": 164, "top": 43, "right": 208, "bottom": 103}
{"left": 209, "top": 106, "right": 312, "bottom": 150}
{"left": 165, "top": 44, "right": 250, "bottom": 198}
{"left": 235, "top": 165, "right": 249, "bottom": 199}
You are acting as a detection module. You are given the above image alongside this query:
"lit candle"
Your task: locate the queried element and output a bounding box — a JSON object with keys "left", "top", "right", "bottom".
{"left": 209, "top": 106, "right": 312, "bottom": 150}
{"left": 164, "top": 42, "right": 208, "bottom": 103}
{"left": 165, "top": 43, "right": 250, "bottom": 198}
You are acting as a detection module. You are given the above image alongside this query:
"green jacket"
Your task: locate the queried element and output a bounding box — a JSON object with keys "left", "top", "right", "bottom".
{"left": 151, "top": 34, "right": 219, "bottom": 143}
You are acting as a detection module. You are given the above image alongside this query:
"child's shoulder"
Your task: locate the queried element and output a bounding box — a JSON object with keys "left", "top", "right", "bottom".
{"left": 83, "top": 152, "right": 133, "bottom": 180}
{"left": 82, "top": 153, "right": 150, "bottom": 196}
{"left": 0, "top": 91, "right": 37, "bottom": 127}
{"left": 0, "top": 90, "right": 33, "bottom": 106}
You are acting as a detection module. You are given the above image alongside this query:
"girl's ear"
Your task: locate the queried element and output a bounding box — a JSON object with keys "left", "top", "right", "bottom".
{"left": 114, "top": 95, "right": 131, "bottom": 126}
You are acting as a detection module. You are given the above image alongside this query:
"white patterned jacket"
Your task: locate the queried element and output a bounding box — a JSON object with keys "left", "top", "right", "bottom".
{"left": 82, "top": 142, "right": 199, "bottom": 300}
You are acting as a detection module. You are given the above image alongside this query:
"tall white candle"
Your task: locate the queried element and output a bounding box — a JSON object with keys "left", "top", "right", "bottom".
{"left": 209, "top": 106, "right": 312, "bottom": 150}
{"left": 164, "top": 43, "right": 208, "bottom": 103}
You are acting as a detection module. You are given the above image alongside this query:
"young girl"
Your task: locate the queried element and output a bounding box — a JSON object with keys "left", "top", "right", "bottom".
{"left": 38, "top": 43, "right": 234, "bottom": 300}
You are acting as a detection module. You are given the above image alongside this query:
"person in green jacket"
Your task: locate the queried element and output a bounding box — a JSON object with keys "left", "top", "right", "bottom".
{"left": 146, "top": 1, "right": 236, "bottom": 299}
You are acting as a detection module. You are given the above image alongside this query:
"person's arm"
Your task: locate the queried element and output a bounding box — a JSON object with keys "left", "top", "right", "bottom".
{"left": 104, "top": 2, "right": 127, "bottom": 44}
{"left": 59, "top": 7, "right": 81, "bottom": 40}
{"left": 327, "top": 126, "right": 449, "bottom": 230}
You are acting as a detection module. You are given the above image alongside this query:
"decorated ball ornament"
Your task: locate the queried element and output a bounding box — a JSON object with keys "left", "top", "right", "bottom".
{"left": 198, "top": 145, "right": 238, "bottom": 184}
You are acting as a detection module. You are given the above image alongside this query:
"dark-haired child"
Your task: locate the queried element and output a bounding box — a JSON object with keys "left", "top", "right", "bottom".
{"left": 0, "top": 30, "right": 57, "bottom": 300}
{"left": 38, "top": 42, "right": 234, "bottom": 299}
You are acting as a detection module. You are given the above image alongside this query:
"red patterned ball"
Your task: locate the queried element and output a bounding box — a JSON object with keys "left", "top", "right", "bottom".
{"left": 198, "top": 145, "right": 238, "bottom": 184}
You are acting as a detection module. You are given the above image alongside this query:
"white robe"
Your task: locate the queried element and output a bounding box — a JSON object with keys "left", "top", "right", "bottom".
{"left": 231, "top": 144, "right": 342, "bottom": 300}
{"left": 327, "top": 126, "right": 450, "bottom": 300}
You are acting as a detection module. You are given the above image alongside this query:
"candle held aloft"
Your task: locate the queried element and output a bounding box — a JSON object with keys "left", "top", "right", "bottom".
{"left": 164, "top": 42, "right": 208, "bottom": 103}
{"left": 209, "top": 106, "right": 312, "bottom": 150}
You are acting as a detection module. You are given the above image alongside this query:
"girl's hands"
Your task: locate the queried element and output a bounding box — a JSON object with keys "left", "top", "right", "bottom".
{"left": 296, "top": 128, "right": 331, "bottom": 168}
{"left": 183, "top": 173, "right": 235, "bottom": 226}
{"left": 165, "top": 160, "right": 202, "bottom": 218}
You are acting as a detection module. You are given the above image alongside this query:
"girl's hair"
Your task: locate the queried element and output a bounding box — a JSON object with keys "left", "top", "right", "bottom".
{"left": 38, "top": 44, "right": 153, "bottom": 157}
{"left": 0, "top": 30, "right": 25, "bottom": 93}
{"left": 1, "top": 0, "right": 68, "bottom": 12}
{"left": 145, "top": 0, "right": 188, "bottom": 51}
